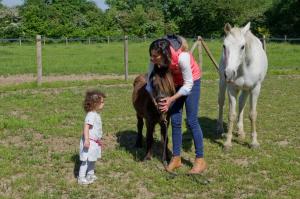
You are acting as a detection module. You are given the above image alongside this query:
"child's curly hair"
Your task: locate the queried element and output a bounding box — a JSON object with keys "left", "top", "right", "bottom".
{"left": 83, "top": 90, "right": 106, "bottom": 112}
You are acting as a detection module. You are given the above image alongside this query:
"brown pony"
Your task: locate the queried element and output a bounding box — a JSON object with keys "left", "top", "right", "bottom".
{"left": 132, "top": 66, "right": 175, "bottom": 162}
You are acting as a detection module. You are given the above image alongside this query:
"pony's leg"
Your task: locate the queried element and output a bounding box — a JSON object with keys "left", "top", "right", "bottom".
{"left": 135, "top": 115, "right": 143, "bottom": 148}
{"left": 159, "top": 121, "right": 169, "bottom": 163}
{"left": 249, "top": 84, "right": 261, "bottom": 148}
{"left": 144, "top": 120, "right": 155, "bottom": 160}
{"left": 224, "top": 86, "right": 237, "bottom": 149}
{"left": 237, "top": 91, "right": 249, "bottom": 139}
{"left": 217, "top": 76, "right": 227, "bottom": 135}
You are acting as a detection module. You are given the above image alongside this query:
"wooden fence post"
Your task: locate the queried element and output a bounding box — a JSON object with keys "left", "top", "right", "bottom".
{"left": 36, "top": 35, "right": 42, "bottom": 86}
{"left": 124, "top": 35, "right": 128, "bottom": 81}
{"left": 107, "top": 36, "right": 110, "bottom": 44}
{"left": 65, "top": 37, "right": 68, "bottom": 45}
{"left": 88, "top": 37, "right": 91, "bottom": 45}
{"left": 43, "top": 36, "right": 46, "bottom": 46}
{"left": 197, "top": 36, "right": 203, "bottom": 70}
{"left": 19, "top": 37, "right": 22, "bottom": 46}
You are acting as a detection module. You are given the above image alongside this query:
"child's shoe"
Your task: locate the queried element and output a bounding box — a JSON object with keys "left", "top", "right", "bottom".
{"left": 86, "top": 174, "right": 98, "bottom": 182}
{"left": 77, "top": 177, "right": 92, "bottom": 185}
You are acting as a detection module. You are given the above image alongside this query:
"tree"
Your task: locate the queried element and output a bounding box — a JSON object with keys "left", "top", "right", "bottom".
{"left": 0, "top": 6, "right": 23, "bottom": 38}
{"left": 265, "top": 0, "right": 300, "bottom": 37}
{"left": 20, "top": 0, "right": 106, "bottom": 38}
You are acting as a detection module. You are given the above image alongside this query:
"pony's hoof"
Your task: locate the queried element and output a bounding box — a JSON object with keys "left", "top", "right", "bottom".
{"left": 250, "top": 143, "right": 260, "bottom": 149}
{"left": 216, "top": 127, "right": 224, "bottom": 135}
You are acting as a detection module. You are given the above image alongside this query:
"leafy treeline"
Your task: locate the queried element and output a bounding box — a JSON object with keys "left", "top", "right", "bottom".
{"left": 0, "top": 0, "right": 299, "bottom": 38}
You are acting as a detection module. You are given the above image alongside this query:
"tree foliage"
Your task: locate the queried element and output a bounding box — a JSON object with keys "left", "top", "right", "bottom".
{"left": 0, "top": 0, "right": 299, "bottom": 38}
{"left": 20, "top": 0, "right": 107, "bottom": 37}
{"left": 265, "top": 0, "right": 300, "bottom": 37}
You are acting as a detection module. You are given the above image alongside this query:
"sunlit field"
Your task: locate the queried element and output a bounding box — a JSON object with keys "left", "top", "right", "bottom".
{"left": 0, "top": 74, "right": 299, "bottom": 198}
{"left": 0, "top": 40, "right": 299, "bottom": 76}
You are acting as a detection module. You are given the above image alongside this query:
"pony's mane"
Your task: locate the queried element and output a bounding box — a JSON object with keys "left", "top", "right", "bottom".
{"left": 151, "top": 66, "right": 175, "bottom": 100}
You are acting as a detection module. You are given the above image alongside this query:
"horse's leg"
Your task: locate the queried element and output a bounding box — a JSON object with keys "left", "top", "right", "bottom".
{"left": 144, "top": 120, "right": 155, "bottom": 160}
{"left": 224, "top": 86, "right": 237, "bottom": 150}
{"left": 237, "top": 90, "right": 249, "bottom": 140}
{"left": 217, "top": 75, "right": 227, "bottom": 135}
{"left": 249, "top": 84, "right": 261, "bottom": 148}
{"left": 135, "top": 115, "right": 143, "bottom": 148}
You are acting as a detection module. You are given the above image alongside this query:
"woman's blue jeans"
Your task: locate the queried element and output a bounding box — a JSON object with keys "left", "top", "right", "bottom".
{"left": 170, "top": 79, "right": 204, "bottom": 158}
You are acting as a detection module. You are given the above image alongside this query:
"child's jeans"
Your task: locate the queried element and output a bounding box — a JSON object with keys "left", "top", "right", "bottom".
{"left": 78, "top": 160, "right": 95, "bottom": 178}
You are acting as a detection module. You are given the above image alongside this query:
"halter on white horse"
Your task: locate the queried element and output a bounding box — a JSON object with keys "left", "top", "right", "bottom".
{"left": 217, "top": 22, "right": 268, "bottom": 150}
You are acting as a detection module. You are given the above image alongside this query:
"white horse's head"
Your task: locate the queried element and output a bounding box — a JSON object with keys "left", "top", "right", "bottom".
{"left": 222, "top": 22, "right": 250, "bottom": 82}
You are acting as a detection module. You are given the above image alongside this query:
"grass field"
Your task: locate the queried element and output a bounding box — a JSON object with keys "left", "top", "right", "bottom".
{"left": 0, "top": 74, "right": 299, "bottom": 198}
{"left": 0, "top": 40, "right": 299, "bottom": 76}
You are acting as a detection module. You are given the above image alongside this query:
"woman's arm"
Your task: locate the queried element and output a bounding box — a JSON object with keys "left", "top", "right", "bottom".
{"left": 177, "top": 52, "right": 194, "bottom": 95}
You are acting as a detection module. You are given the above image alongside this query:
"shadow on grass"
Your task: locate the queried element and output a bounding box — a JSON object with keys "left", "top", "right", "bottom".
{"left": 182, "top": 117, "right": 226, "bottom": 153}
{"left": 71, "top": 154, "right": 81, "bottom": 178}
{"left": 116, "top": 130, "right": 173, "bottom": 163}
{"left": 115, "top": 117, "right": 226, "bottom": 166}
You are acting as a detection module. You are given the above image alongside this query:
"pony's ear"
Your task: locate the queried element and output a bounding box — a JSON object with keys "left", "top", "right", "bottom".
{"left": 242, "top": 22, "right": 251, "bottom": 34}
{"left": 224, "top": 23, "right": 232, "bottom": 34}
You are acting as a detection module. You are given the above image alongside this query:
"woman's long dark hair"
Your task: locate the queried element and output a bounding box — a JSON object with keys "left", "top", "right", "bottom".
{"left": 149, "top": 39, "right": 172, "bottom": 68}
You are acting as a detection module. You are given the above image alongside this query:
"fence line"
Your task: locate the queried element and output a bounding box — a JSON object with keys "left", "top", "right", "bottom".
{"left": 1, "top": 36, "right": 300, "bottom": 45}
{"left": 1, "top": 35, "right": 299, "bottom": 85}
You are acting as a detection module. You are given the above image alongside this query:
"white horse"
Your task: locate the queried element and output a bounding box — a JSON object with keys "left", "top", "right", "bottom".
{"left": 217, "top": 22, "right": 268, "bottom": 150}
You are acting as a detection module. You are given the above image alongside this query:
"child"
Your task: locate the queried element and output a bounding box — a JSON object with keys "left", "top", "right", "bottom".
{"left": 78, "top": 90, "right": 106, "bottom": 185}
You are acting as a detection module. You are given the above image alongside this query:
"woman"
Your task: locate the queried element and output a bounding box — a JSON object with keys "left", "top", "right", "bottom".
{"left": 146, "top": 35, "right": 207, "bottom": 174}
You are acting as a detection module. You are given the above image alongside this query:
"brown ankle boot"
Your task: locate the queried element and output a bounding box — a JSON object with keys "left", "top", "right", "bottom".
{"left": 188, "top": 158, "right": 207, "bottom": 174}
{"left": 165, "top": 156, "right": 182, "bottom": 172}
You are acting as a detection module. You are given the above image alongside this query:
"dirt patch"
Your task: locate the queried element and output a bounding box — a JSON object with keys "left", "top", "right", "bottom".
{"left": 0, "top": 74, "right": 137, "bottom": 86}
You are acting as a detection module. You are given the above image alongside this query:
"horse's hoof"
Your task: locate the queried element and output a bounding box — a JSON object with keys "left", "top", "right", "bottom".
{"left": 223, "top": 143, "right": 232, "bottom": 152}
{"left": 237, "top": 133, "right": 246, "bottom": 140}
{"left": 250, "top": 143, "right": 260, "bottom": 149}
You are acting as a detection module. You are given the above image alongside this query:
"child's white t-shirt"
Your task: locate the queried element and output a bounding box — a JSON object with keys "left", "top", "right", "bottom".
{"left": 79, "top": 111, "right": 102, "bottom": 161}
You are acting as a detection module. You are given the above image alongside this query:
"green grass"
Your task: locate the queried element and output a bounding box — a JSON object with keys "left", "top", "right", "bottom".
{"left": 0, "top": 74, "right": 299, "bottom": 198}
{"left": 0, "top": 40, "right": 299, "bottom": 76}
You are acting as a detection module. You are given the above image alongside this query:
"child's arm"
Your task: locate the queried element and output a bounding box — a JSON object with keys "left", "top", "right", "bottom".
{"left": 83, "top": 123, "right": 92, "bottom": 148}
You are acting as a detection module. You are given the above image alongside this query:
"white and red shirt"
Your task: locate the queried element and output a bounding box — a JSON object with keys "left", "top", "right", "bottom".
{"left": 147, "top": 46, "right": 202, "bottom": 96}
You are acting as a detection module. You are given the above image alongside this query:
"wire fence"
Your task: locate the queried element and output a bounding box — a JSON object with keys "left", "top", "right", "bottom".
{"left": 0, "top": 35, "right": 299, "bottom": 84}
{"left": 1, "top": 35, "right": 300, "bottom": 45}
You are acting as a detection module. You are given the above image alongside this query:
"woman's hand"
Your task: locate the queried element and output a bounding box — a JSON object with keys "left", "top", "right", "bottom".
{"left": 158, "top": 97, "right": 173, "bottom": 113}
